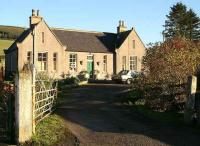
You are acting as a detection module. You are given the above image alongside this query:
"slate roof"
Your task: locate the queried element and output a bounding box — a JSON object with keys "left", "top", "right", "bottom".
{"left": 5, "top": 28, "right": 31, "bottom": 53}
{"left": 53, "top": 29, "right": 118, "bottom": 53}
{"left": 6, "top": 26, "right": 132, "bottom": 54}
{"left": 116, "top": 30, "right": 132, "bottom": 48}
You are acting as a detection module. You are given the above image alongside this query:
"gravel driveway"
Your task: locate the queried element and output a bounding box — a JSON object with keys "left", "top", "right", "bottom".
{"left": 56, "top": 84, "right": 200, "bottom": 146}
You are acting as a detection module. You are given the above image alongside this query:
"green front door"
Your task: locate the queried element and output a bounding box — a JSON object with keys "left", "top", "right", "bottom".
{"left": 87, "top": 61, "right": 93, "bottom": 77}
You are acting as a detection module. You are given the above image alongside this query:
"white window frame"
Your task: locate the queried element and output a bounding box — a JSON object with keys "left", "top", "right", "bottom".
{"left": 87, "top": 55, "right": 93, "bottom": 61}
{"left": 130, "top": 56, "right": 137, "bottom": 70}
{"left": 37, "top": 52, "right": 48, "bottom": 71}
{"left": 53, "top": 53, "right": 57, "bottom": 71}
{"left": 69, "top": 54, "right": 77, "bottom": 71}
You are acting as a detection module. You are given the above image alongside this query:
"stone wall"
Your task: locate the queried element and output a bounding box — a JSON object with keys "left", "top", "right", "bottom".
{"left": 15, "top": 70, "right": 33, "bottom": 143}
{"left": 66, "top": 51, "right": 113, "bottom": 79}
{"left": 184, "top": 75, "right": 200, "bottom": 124}
{"left": 115, "top": 29, "right": 146, "bottom": 73}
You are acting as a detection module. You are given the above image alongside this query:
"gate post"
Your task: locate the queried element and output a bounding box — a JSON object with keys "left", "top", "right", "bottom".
{"left": 15, "top": 70, "right": 33, "bottom": 143}
{"left": 184, "top": 75, "right": 197, "bottom": 124}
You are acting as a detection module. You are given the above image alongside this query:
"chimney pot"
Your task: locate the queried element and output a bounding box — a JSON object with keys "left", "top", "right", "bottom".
{"left": 32, "top": 9, "right": 36, "bottom": 16}
{"left": 30, "top": 9, "right": 42, "bottom": 27}
{"left": 122, "top": 21, "right": 125, "bottom": 26}
{"left": 117, "top": 20, "right": 127, "bottom": 33}
{"left": 37, "top": 10, "right": 40, "bottom": 16}
{"left": 119, "top": 20, "right": 122, "bottom": 26}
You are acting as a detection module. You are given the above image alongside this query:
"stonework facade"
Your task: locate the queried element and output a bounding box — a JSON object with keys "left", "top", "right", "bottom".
{"left": 5, "top": 10, "right": 146, "bottom": 79}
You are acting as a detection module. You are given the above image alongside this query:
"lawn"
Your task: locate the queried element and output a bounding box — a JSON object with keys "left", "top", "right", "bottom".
{"left": 20, "top": 89, "right": 79, "bottom": 146}
{"left": 0, "top": 39, "right": 14, "bottom": 55}
{"left": 22, "top": 115, "right": 79, "bottom": 146}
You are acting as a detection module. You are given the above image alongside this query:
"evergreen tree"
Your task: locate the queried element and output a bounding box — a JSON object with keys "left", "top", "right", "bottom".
{"left": 164, "top": 2, "right": 200, "bottom": 40}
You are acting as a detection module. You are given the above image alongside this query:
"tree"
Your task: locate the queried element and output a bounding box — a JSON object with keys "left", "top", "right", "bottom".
{"left": 164, "top": 2, "right": 200, "bottom": 40}
{"left": 143, "top": 37, "right": 200, "bottom": 84}
{"left": 142, "top": 37, "right": 200, "bottom": 111}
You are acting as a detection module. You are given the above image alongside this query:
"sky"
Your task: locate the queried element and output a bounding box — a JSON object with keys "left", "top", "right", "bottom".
{"left": 0, "top": 0, "right": 199, "bottom": 45}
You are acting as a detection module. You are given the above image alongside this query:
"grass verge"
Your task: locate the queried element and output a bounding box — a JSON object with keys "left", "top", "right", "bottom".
{"left": 0, "top": 39, "right": 14, "bottom": 55}
{"left": 118, "top": 90, "right": 200, "bottom": 130}
{"left": 134, "top": 105, "right": 183, "bottom": 126}
{"left": 22, "top": 114, "right": 79, "bottom": 146}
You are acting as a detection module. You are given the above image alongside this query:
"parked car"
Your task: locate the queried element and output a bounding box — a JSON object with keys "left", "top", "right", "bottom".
{"left": 112, "top": 70, "right": 140, "bottom": 84}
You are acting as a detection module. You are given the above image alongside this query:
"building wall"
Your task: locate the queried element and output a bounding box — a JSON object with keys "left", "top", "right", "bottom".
{"left": 116, "top": 29, "right": 146, "bottom": 73}
{"left": 14, "top": 19, "right": 114, "bottom": 79}
{"left": 66, "top": 51, "right": 113, "bottom": 79}
{"left": 5, "top": 49, "right": 18, "bottom": 75}
{"left": 17, "top": 20, "right": 66, "bottom": 78}
{"left": 5, "top": 15, "right": 146, "bottom": 79}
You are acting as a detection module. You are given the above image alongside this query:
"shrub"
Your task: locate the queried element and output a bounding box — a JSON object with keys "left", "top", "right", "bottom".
{"left": 143, "top": 37, "right": 200, "bottom": 84}
{"left": 77, "top": 71, "right": 89, "bottom": 81}
{"left": 58, "top": 77, "right": 80, "bottom": 90}
{"left": 141, "top": 37, "right": 200, "bottom": 111}
{"left": 63, "top": 77, "right": 80, "bottom": 85}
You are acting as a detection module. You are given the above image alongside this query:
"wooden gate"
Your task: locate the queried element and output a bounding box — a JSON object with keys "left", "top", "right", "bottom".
{"left": 0, "top": 82, "right": 15, "bottom": 143}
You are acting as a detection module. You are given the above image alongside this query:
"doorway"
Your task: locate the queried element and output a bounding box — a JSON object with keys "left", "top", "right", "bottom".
{"left": 87, "top": 55, "right": 94, "bottom": 78}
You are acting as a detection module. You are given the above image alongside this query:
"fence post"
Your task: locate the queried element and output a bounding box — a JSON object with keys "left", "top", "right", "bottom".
{"left": 15, "top": 70, "right": 33, "bottom": 143}
{"left": 184, "top": 75, "right": 197, "bottom": 124}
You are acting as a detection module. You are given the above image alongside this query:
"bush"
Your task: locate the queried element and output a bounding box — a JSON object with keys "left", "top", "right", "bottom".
{"left": 77, "top": 71, "right": 89, "bottom": 81}
{"left": 140, "top": 37, "right": 200, "bottom": 111}
{"left": 63, "top": 77, "right": 80, "bottom": 85}
{"left": 143, "top": 37, "right": 200, "bottom": 83}
{"left": 58, "top": 77, "right": 80, "bottom": 90}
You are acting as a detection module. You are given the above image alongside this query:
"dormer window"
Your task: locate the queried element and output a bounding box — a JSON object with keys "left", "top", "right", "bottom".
{"left": 42, "top": 32, "right": 44, "bottom": 43}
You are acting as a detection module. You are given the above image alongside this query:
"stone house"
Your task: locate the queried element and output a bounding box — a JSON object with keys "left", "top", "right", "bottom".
{"left": 5, "top": 10, "right": 146, "bottom": 79}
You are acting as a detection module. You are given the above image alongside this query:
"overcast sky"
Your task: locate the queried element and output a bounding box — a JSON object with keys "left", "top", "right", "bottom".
{"left": 0, "top": 0, "right": 199, "bottom": 45}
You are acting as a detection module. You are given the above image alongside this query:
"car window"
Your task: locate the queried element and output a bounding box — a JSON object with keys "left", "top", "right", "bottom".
{"left": 131, "top": 71, "right": 140, "bottom": 77}
{"left": 119, "top": 70, "right": 129, "bottom": 75}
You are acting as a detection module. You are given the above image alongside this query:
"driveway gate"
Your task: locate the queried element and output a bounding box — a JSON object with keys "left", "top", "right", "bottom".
{"left": 0, "top": 82, "right": 15, "bottom": 143}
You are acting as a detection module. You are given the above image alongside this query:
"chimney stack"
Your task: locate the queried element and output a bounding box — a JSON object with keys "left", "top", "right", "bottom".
{"left": 30, "top": 9, "right": 42, "bottom": 27}
{"left": 117, "top": 20, "right": 127, "bottom": 33}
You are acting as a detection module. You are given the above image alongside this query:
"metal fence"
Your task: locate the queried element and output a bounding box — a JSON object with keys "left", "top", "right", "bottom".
{"left": 34, "top": 77, "right": 58, "bottom": 125}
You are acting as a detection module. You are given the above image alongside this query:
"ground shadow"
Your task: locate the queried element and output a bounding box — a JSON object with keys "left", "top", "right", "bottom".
{"left": 56, "top": 84, "right": 200, "bottom": 146}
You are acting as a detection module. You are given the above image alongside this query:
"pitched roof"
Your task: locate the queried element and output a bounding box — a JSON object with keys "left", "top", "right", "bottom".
{"left": 52, "top": 29, "right": 117, "bottom": 53}
{"left": 6, "top": 25, "right": 133, "bottom": 54}
{"left": 5, "top": 28, "right": 31, "bottom": 53}
{"left": 116, "top": 30, "right": 132, "bottom": 48}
